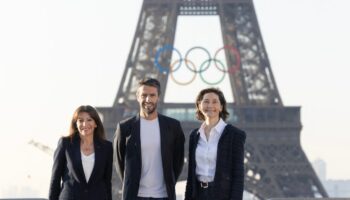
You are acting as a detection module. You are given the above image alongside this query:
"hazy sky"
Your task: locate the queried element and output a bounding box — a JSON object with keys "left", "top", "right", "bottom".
{"left": 1, "top": 0, "right": 349, "bottom": 198}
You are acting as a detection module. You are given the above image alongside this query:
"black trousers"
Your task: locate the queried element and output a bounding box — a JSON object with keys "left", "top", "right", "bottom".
{"left": 197, "top": 181, "right": 215, "bottom": 200}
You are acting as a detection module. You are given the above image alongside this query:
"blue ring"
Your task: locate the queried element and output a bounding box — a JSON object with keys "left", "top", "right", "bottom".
{"left": 154, "top": 44, "right": 182, "bottom": 73}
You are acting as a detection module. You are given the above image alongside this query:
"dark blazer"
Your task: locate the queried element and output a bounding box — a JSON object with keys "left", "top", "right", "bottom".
{"left": 114, "top": 114, "right": 185, "bottom": 200}
{"left": 184, "top": 124, "right": 246, "bottom": 200}
{"left": 49, "top": 135, "right": 113, "bottom": 200}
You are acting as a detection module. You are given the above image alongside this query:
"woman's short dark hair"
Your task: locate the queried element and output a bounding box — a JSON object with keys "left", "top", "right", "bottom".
{"left": 138, "top": 78, "right": 161, "bottom": 95}
{"left": 195, "top": 88, "right": 229, "bottom": 121}
{"left": 68, "top": 105, "right": 106, "bottom": 141}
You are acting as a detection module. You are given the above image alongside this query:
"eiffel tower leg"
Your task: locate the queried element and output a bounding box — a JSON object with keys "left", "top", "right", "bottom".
{"left": 238, "top": 107, "right": 329, "bottom": 199}
{"left": 219, "top": 2, "right": 282, "bottom": 106}
{"left": 114, "top": 1, "right": 178, "bottom": 110}
{"left": 218, "top": 2, "right": 328, "bottom": 199}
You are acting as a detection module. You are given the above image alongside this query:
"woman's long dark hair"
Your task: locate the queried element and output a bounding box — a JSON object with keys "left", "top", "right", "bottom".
{"left": 68, "top": 105, "right": 105, "bottom": 141}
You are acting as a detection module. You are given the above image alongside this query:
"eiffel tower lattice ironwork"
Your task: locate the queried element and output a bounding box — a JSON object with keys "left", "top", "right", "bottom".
{"left": 97, "top": 0, "right": 328, "bottom": 199}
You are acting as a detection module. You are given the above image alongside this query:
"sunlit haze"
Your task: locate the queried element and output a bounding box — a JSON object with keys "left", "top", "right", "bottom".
{"left": 0, "top": 0, "right": 349, "bottom": 198}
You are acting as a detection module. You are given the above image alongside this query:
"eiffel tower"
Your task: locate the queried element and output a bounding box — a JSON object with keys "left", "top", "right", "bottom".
{"left": 97, "top": 0, "right": 328, "bottom": 199}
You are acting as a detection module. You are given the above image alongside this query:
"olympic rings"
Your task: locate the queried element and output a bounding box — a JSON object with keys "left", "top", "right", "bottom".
{"left": 153, "top": 44, "right": 241, "bottom": 85}
{"left": 154, "top": 44, "right": 182, "bottom": 73}
{"left": 214, "top": 45, "right": 241, "bottom": 74}
{"left": 170, "top": 59, "right": 197, "bottom": 85}
{"left": 184, "top": 46, "right": 211, "bottom": 73}
{"left": 199, "top": 59, "right": 226, "bottom": 85}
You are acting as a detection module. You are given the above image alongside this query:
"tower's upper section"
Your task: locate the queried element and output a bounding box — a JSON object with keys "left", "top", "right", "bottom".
{"left": 144, "top": 0, "right": 252, "bottom": 15}
{"left": 114, "top": 0, "right": 282, "bottom": 107}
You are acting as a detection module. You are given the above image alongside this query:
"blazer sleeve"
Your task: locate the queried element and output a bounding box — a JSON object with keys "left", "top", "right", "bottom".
{"left": 104, "top": 141, "right": 113, "bottom": 200}
{"left": 184, "top": 130, "right": 196, "bottom": 200}
{"left": 230, "top": 130, "right": 246, "bottom": 200}
{"left": 114, "top": 123, "right": 125, "bottom": 181}
{"left": 49, "top": 137, "right": 66, "bottom": 200}
{"left": 173, "top": 120, "right": 185, "bottom": 181}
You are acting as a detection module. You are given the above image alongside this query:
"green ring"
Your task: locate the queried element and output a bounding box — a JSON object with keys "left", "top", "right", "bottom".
{"left": 199, "top": 59, "right": 226, "bottom": 85}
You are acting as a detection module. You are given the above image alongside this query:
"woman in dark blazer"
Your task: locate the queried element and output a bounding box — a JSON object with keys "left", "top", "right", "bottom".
{"left": 49, "top": 105, "right": 113, "bottom": 200}
{"left": 184, "top": 88, "right": 246, "bottom": 200}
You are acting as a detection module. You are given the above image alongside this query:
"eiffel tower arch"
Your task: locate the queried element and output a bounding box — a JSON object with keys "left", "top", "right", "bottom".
{"left": 97, "top": 0, "right": 328, "bottom": 199}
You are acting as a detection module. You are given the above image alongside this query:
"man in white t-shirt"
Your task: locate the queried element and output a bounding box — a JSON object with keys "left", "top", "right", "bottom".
{"left": 114, "top": 78, "right": 185, "bottom": 200}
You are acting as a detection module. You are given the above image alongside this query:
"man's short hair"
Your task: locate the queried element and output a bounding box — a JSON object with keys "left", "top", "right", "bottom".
{"left": 138, "top": 78, "right": 161, "bottom": 95}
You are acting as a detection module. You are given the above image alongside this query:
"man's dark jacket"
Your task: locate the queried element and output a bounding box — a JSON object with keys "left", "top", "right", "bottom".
{"left": 114, "top": 114, "right": 185, "bottom": 200}
{"left": 184, "top": 124, "right": 246, "bottom": 200}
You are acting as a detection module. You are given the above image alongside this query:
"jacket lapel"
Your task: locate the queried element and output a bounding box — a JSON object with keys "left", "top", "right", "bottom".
{"left": 158, "top": 114, "right": 167, "bottom": 167}
{"left": 213, "top": 124, "right": 229, "bottom": 184}
{"left": 134, "top": 115, "right": 142, "bottom": 171}
{"left": 191, "top": 130, "right": 200, "bottom": 197}
{"left": 87, "top": 138, "right": 101, "bottom": 185}
{"left": 72, "top": 135, "right": 88, "bottom": 184}
{"left": 192, "top": 130, "right": 200, "bottom": 169}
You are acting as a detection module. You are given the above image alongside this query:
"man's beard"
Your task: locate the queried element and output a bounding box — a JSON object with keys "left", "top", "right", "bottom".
{"left": 142, "top": 102, "right": 157, "bottom": 115}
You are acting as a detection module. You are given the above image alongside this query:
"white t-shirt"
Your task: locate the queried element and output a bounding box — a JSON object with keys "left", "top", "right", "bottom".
{"left": 81, "top": 152, "right": 95, "bottom": 182}
{"left": 138, "top": 117, "right": 167, "bottom": 198}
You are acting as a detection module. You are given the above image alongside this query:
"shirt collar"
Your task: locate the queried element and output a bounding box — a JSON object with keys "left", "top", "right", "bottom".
{"left": 198, "top": 118, "right": 227, "bottom": 136}
{"left": 214, "top": 118, "right": 227, "bottom": 134}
